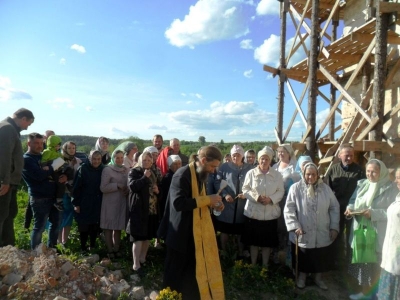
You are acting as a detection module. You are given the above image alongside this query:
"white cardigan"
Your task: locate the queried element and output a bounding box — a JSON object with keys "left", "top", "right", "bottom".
{"left": 381, "top": 193, "right": 400, "bottom": 275}
{"left": 242, "top": 166, "right": 284, "bottom": 221}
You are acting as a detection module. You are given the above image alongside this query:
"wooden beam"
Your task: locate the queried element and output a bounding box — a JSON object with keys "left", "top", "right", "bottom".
{"left": 274, "top": 127, "right": 282, "bottom": 145}
{"left": 286, "top": 80, "right": 308, "bottom": 127}
{"left": 316, "top": 37, "right": 376, "bottom": 138}
{"left": 321, "top": 52, "right": 362, "bottom": 62}
{"left": 263, "top": 65, "right": 279, "bottom": 76}
{"left": 281, "top": 68, "right": 326, "bottom": 81}
{"left": 283, "top": 79, "right": 310, "bottom": 142}
{"left": 319, "top": 66, "right": 372, "bottom": 123}
{"left": 318, "top": 156, "right": 335, "bottom": 164}
{"left": 378, "top": 1, "right": 400, "bottom": 14}
{"left": 355, "top": 117, "right": 380, "bottom": 141}
{"left": 385, "top": 55, "right": 400, "bottom": 88}
{"left": 352, "top": 141, "right": 400, "bottom": 154}
{"left": 317, "top": 90, "right": 342, "bottom": 114}
{"left": 291, "top": 0, "right": 334, "bottom": 9}
{"left": 351, "top": 32, "right": 400, "bottom": 45}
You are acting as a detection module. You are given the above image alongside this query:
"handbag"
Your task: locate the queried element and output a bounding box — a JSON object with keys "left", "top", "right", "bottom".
{"left": 351, "top": 216, "right": 377, "bottom": 264}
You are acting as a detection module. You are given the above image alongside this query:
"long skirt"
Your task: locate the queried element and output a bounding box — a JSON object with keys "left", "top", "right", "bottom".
{"left": 377, "top": 269, "right": 400, "bottom": 300}
{"left": 130, "top": 214, "right": 159, "bottom": 242}
{"left": 291, "top": 243, "right": 332, "bottom": 273}
{"left": 241, "top": 217, "right": 278, "bottom": 248}
{"left": 348, "top": 252, "right": 381, "bottom": 287}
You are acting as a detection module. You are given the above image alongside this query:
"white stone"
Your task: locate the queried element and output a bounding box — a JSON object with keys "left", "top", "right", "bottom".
{"left": 149, "top": 290, "right": 159, "bottom": 300}
{"left": 130, "top": 286, "right": 145, "bottom": 300}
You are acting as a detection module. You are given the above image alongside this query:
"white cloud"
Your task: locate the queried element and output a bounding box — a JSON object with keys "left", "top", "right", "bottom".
{"left": 244, "top": 69, "right": 253, "bottom": 78}
{"left": 181, "top": 93, "right": 187, "bottom": 97}
{"left": 228, "top": 128, "right": 275, "bottom": 138}
{"left": 254, "top": 34, "right": 280, "bottom": 66}
{"left": 0, "top": 76, "right": 32, "bottom": 102}
{"left": 186, "top": 101, "right": 193, "bottom": 104}
{"left": 49, "top": 52, "right": 56, "bottom": 57}
{"left": 148, "top": 124, "right": 168, "bottom": 130}
{"left": 165, "top": 0, "right": 252, "bottom": 48}
{"left": 70, "top": 44, "right": 86, "bottom": 54}
{"left": 75, "top": 22, "right": 85, "bottom": 26}
{"left": 167, "top": 101, "right": 276, "bottom": 130}
{"left": 47, "top": 98, "right": 75, "bottom": 109}
{"left": 256, "top": 0, "right": 280, "bottom": 16}
{"left": 316, "top": 108, "right": 341, "bottom": 127}
{"left": 254, "top": 34, "right": 309, "bottom": 67}
{"left": 240, "top": 39, "right": 253, "bottom": 49}
{"left": 60, "top": 58, "right": 66, "bottom": 65}
{"left": 194, "top": 93, "right": 202, "bottom": 99}
{"left": 86, "top": 106, "right": 94, "bottom": 112}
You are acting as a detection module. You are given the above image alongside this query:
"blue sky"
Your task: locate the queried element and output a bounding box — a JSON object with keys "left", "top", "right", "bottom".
{"left": 0, "top": 0, "right": 340, "bottom": 142}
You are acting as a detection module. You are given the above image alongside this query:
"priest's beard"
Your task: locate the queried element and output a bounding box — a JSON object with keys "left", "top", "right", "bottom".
{"left": 196, "top": 165, "right": 209, "bottom": 184}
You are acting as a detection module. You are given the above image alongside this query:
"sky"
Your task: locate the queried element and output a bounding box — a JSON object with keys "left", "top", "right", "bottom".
{"left": 0, "top": 0, "right": 341, "bottom": 143}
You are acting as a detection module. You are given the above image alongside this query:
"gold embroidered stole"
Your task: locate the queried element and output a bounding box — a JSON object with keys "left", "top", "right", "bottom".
{"left": 189, "top": 163, "right": 225, "bottom": 300}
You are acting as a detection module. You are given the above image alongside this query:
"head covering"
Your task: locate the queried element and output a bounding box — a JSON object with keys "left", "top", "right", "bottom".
{"left": 302, "top": 162, "right": 320, "bottom": 198}
{"left": 156, "top": 146, "right": 173, "bottom": 176}
{"left": 354, "top": 159, "right": 390, "bottom": 210}
{"left": 47, "top": 135, "right": 62, "bottom": 150}
{"left": 109, "top": 149, "right": 124, "bottom": 168}
{"left": 115, "top": 141, "right": 137, "bottom": 155}
{"left": 244, "top": 149, "right": 256, "bottom": 164}
{"left": 278, "top": 144, "right": 294, "bottom": 158}
{"left": 258, "top": 146, "right": 274, "bottom": 161}
{"left": 95, "top": 137, "right": 109, "bottom": 155}
{"left": 295, "top": 155, "right": 312, "bottom": 177}
{"left": 230, "top": 144, "right": 244, "bottom": 157}
{"left": 136, "top": 151, "right": 153, "bottom": 168}
{"left": 168, "top": 155, "right": 181, "bottom": 168}
{"left": 143, "top": 146, "right": 158, "bottom": 154}
{"left": 61, "top": 141, "right": 77, "bottom": 163}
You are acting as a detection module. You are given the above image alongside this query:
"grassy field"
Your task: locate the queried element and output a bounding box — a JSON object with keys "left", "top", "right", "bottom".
{"left": 14, "top": 188, "right": 332, "bottom": 300}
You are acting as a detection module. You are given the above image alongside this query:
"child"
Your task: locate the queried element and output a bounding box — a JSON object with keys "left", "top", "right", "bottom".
{"left": 41, "top": 135, "right": 73, "bottom": 211}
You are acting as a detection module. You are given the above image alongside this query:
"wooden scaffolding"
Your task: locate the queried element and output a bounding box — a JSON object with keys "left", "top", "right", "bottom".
{"left": 264, "top": 0, "right": 400, "bottom": 174}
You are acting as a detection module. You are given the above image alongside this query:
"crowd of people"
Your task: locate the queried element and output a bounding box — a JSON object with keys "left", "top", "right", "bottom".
{"left": 1, "top": 108, "right": 400, "bottom": 300}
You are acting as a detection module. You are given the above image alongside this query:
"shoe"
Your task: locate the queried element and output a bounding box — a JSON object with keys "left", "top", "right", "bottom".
{"left": 54, "top": 202, "right": 64, "bottom": 211}
{"left": 315, "top": 279, "right": 328, "bottom": 290}
{"left": 133, "top": 267, "right": 145, "bottom": 277}
{"left": 296, "top": 277, "right": 306, "bottom": 289}
{"left": 349, "top": 293, "right": 369, "bottom": 300}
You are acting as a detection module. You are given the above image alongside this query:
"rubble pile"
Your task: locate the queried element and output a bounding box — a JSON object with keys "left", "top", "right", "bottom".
{"left": 0, "top": 245, "right": 159, "bottom": 300}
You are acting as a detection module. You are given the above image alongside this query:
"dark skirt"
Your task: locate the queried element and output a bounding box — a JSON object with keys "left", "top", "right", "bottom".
{"left": 213, "top": 219, "right": 244, "bottom": 235}
{"left": 291, "top": 242, "right": 332, "bottom": 273}
{"left": 130, "top": 214, "right": 159, "bottom": 242}
{"left": 377, "top": 269, "right": 400, "bottom": 300}
{"left": 348, "top": 252, "right": 381, "bottom": 287}
{"left": 241, "top": 217, "right": 278, "bottom": 248}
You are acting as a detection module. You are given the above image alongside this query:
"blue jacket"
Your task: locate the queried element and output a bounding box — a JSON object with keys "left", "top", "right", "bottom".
{"left": 22, "top": 153, "right": 55, "bottom": 198}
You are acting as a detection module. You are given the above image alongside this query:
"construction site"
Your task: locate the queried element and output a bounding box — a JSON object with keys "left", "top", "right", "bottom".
{"left": 265, "top": 0, "right": 400, "bottom": 175}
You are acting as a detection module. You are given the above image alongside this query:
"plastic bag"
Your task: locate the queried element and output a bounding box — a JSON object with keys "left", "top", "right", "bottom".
{"left": 351, "top": 217, "right": 377, "bottom": 264}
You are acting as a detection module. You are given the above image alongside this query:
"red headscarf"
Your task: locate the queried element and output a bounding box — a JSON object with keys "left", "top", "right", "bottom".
{"left": 156, "top": 146, "right": 173, "bottom": 176}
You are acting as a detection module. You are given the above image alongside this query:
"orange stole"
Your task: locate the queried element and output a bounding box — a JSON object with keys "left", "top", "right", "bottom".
{"left": 189, "top": 163, "right": 225, "bottom": 300}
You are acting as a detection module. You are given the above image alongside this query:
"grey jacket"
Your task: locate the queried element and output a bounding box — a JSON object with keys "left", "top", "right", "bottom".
{"left": 0, "top": 117, "right": 23, "bottom": 185}
{"left": 284, "top": 180, "right": 340, "bottom": 248}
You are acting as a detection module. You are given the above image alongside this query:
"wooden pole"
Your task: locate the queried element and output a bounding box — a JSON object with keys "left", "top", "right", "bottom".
{"left": 306, "top": 0, "right": 319, "bottom": 159}
{"left": 277, "top": 0, "right": 288, "bottom": 144}
{"left": 329, "top": 17, "right": 338, "bottom": 141}
{"left": 370, "top": 0, "right": 389, "bottom": 159}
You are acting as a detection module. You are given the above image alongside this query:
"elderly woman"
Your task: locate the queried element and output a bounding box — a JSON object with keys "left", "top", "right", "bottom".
{"left": 115, "top": 141, "right": 138, "bottom": 169}
{"left": 273, "top": 144, "right": 299, "bottom": 255}
{"left": 241, "top": 147, "right": 284, "bottom": 267}
{"left": 214, "top": 144, "right": 253, "bottom": 257}
{"left": 127, "top": 152, "right": 160, "bottom": 275}
{"left": 244, "top": 149, "right": 257, "bottom": 166}
{"left": 72, "top": 150, "right": 104, "bottom": 253}
{"left": 377, "top": 168, "right": 400, "bottom": 300}
{"left": 345, "top": 159, "right": 397, "bottom": 300}
{"left": 95, "top": 136, "right": 111, "bottom": 165}
{"left": 100, "top": 149, "right": 129, "bottom": 259}
{"left": 58, "top": 141, "right": 82, "bottom": 246}
{"left": 284, "top": 162, "right": 340, "bottom": 290}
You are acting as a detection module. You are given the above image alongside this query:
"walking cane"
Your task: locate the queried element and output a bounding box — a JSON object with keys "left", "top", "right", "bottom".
{"left": 295, "top": 233, "right": 299, "bottom": 288}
